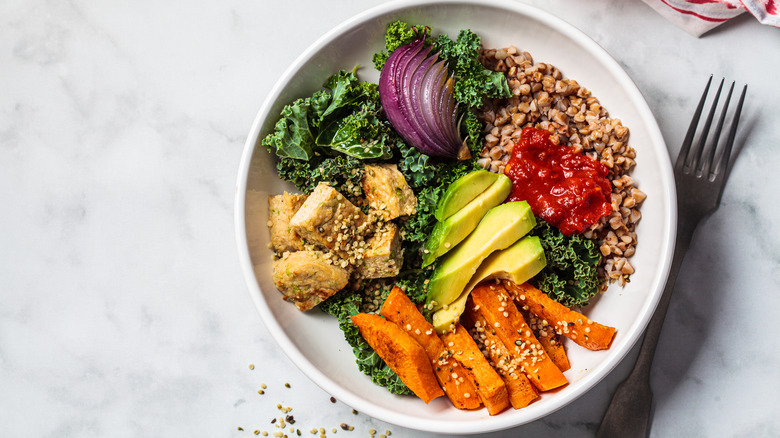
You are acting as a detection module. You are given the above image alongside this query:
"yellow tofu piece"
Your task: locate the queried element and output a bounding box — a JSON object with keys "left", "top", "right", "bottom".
{"left": 361, "top": 164, "right": 417, "bottom": 220}
{"left": 289, "top": 182, "right": 369, "bottom": 259}
{"left": 272, "top": 250, "right": 350, "bottom": 311}
{"left": 267, "top": 192, "right": 307, "bottom": 253}
{"left": 356, "top": 223, "right": 403, "bottom": 279}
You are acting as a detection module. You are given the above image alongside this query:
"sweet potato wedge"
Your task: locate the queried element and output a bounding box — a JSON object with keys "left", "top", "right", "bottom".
{"left": 469, "top": 282, "right": 568, "bottom": 392}
{"left": 440, "top": 323, "right": 509, "bottom": 416}
{"left": 521, "top": 309, "right": 571, "bottom": 372}
{"left": 505, "top": 281, "right": 616, "bottom": 351}
{"left": 536, "top": 328, "right": 570, "bottom": 372}
{"left": 350, "top": 313, "right": 444, "bottom": 404}
{"left": 461, "top": 310, "right": 539, "bottom": 409}
{"left": 380, "top": 286, "right": 482, "bottom": 410}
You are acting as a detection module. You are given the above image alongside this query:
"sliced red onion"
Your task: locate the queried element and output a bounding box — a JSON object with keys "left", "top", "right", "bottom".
{"left": 379, "top": 38, "right": 470, "bottom": 161}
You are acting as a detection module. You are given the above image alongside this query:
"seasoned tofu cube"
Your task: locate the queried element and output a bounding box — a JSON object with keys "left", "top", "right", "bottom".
{"left": 289, "top": 182, "right": 369, "bottom": 258}
{"left": 267, "top": 192, "right": 307, "bottom": 253}
{"left": 272, "top": 250, "right": 350, "bottom": 311}
{"left": 356, "top": 223, "right": 403, "bottom": 279}
{"left": 361, "top": 164, "right": 417, "bottom": 220}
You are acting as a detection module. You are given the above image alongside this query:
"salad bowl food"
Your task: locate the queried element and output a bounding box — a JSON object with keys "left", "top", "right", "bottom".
{"left": 235, "top": 0, "right": 675, "bottom": 433}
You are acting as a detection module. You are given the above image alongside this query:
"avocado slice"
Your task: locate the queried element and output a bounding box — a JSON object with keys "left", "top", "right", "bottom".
{"left": 434, "top": 170, "right": 500, "bottom": 221}
{"left": 422, "top": 174, "right": 511, "bottom": 267}
{"left": 431, "top": 235, "right": 547, "bottom": 333}
{"left": 426, "top": 200, "right": 536, "bottom": 312}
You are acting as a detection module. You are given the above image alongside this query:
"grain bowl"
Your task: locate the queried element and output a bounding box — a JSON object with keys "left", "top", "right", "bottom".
{"left": 235, "top": 0, "right": 676, "bottom": 433}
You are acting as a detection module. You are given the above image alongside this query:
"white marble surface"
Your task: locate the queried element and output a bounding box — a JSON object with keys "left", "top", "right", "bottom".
{"left": 2, "top": 0, "right": 779, "bottom": 437}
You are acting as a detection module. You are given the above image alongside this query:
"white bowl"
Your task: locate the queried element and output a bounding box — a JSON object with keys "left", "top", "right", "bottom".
{"left": 235, "top": 0, "right": 676, "bottom": 434}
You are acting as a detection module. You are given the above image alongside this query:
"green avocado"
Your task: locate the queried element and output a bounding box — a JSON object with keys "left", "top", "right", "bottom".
{"left": 422, "top": 174, "right": 512, "bottom": 267}
{"left": 425, "top": 200, "right": 536, "bottom": 313}
{"left": 431, "top": 235, "right": 547, "bottom": 333}
{"left": 434, "top": 170, "right": 501, "bottom": 221}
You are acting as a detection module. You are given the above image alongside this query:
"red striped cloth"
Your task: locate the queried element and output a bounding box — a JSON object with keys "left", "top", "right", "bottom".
{"left": 643, "top": 0, "right": 780, "bottom": 36}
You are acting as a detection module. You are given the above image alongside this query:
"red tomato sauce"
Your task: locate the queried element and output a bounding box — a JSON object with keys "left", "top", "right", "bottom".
{"left": 504, "top": 127, "right": 612, "bottom": 236}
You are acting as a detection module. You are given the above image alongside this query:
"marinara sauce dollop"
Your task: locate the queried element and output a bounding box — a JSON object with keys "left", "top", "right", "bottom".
{"left": 504, "top": 127, "right": 612, "bottom": 236}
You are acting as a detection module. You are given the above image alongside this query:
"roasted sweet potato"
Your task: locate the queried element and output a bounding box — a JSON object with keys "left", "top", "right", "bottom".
{"left": 440, "top": 323, "right": 509, "bottom": 416}
{"left": 461, "top": 310, "right": 539, "bottom": 409}
{"left": 350, "top": 313, "right": 444, "bottom": 404}
{"left": 469, "top": 282, "right": 568, "bottom": 392}
{"left": 520, "top": 309, "right": 571, "bottom": 372}
{"left": 505, "top": 281, "right": 616, "bottom": 351}
{"left": 380, "top": 286, "right": 481, "bottom": 410}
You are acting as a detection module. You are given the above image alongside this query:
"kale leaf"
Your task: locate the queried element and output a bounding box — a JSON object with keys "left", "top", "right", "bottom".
{"left": 433, "top": 30, "right": 512, "bottom": 109}
{"left": 275, "top": 154, "right": 365, "bottom": 202}
{"left": 529, "top": 220, "right": 601, "bottom": 308}
{"left": 316, "top": 101, "right": 394, "bottom": 160}
{"left": 263, "top": 96, "right": 317, "bottom": 160}
{"left": 262, "top": 69, "right": 394, "bottom": 162}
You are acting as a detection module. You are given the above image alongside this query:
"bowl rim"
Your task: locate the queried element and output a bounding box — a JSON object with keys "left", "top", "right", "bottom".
{"left": 234, "top": 0, "right": 677, "bottom": 433}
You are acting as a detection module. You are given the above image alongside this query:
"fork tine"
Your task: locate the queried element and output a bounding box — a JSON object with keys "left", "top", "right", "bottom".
{"left": 677, "top": 75, "right": 713, "bottom": 170}
{"left": 713, "top": 83, "right": 747, "bottom": 183}
{"left": 690, "top": 78, "right": 725, "bottom": 174}
{"left": 702, "top": 81, "right": 735, "bottom": 178}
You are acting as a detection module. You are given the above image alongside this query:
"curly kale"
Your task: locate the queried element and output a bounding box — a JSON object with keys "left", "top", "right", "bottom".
{"left": 372, "top": 20, "right": 433, "bottom": 70}
{"left": 319, "top": 287, "right": 411, "bottom": 395}
{"left": 529, "top": 220, "right": 601, "bottom": 308}
{"left": 433, "top": 29, "right": 512, "bottom": 109}
{"left": 275, "top": 154, "right": 365, "bottom": 201}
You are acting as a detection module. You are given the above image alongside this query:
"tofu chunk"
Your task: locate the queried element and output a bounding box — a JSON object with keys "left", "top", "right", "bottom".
{"left": 272, "top": 250, "right": 350, "bottom": 311}
{"left": 289, "top": 182, "right": 369, "bottom": 258}
{"left": 267, "top": 192, "right": 307, "bottom": 253}
{"left": 356, "top": 223, "right": 403, "bottom": 279}
{"left": 361, "top": 164, "right": 417, "bottom": 220}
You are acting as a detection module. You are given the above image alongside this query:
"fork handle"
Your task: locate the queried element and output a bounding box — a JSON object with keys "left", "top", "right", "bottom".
{"left": 596, "top": 219, "right": 695, "bottom": 438}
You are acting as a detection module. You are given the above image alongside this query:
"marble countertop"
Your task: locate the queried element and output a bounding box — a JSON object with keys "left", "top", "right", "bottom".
{"left": 2, "top": 0, "right": 779, "bottom": 437}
